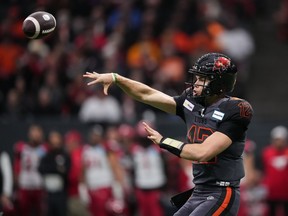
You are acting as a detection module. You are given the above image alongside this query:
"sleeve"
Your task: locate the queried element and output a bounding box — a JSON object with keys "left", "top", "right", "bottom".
{"left": 173, "top": 91, "right": 187, "bottom": 121}
{"left": 217, "top": 99, "right": 253, "bottom": 141}
{"left": 0, "top": 152, "right": 13, "bottom": 197}
{"left": 13, "top": 141, "right": 25, "bottom": 178}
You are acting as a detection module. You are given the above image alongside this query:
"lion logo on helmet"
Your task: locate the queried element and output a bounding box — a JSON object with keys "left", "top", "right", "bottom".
{"left": 213, "top": 57, "right": 231, "bottom": 72}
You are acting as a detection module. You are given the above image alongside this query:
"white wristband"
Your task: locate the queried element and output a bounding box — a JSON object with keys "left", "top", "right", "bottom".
{"left": 112, "top": 73, "right": 118, "bottom": 83}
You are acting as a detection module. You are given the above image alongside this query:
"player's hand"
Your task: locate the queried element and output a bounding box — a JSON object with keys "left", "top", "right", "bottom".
{"left": 78, "top": 183, "right": 90, "bottom": 205}
{"left": 83, "top": 72, "right": 113, "bottom": 95}
{"left": 142, "top": 122, "right": 163, "bottom": 145}
{"left": 1, "top": 195, "right": 14, "bottom": 210}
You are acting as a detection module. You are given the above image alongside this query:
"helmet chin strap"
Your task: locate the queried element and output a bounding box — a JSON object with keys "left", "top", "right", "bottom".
{"left": 186, "top": 75, "right": 223, "bottom": 107}
{"left": 193, "top": 83, "right": 211, "bottom": 106}
{"left": 194, "top": 90, "right": 223, "bottom": 107}
{"left": 193, "top": 94, "right": 206, "bottom": 106}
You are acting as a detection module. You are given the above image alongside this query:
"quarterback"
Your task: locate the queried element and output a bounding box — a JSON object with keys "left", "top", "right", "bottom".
{"left": 83, "top": 53, "right": 253, "bottom": 215}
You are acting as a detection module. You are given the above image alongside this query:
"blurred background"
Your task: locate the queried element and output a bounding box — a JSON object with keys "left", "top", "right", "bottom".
{"left": 0, "top": 0, "right": 288, "bottom": 216}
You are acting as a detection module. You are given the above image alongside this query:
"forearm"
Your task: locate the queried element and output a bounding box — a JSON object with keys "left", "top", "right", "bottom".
{"left": 114, "top": 73, "right": 176, "bottom": 113}
{"left": 115, "top": 74, "right": 156, "bottom": 102}
{"left": 159, "top": 137, "right": 208, "bottom": 161}
{"left": 0, "top": 152, "right": 13, "bottom": 196}
{"left": 83, "top": 71, "right": 176, "bottom": 113}
{"left": 159, "top": 132, "right": 231, "bottom": 161}
{"left": 109, "top": 153, "right": 125, "bottom": 186}
{"left": 180, "top": 144, "right": 210, "bottom": 162}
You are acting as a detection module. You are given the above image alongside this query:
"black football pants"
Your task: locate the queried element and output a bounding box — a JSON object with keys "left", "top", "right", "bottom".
{"left": 174, "top": 185, "right": 240, "bottom": 216}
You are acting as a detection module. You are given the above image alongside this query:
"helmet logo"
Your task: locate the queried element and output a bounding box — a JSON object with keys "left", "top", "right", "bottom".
{"left": 213, "top": 57, "right": 231, "bottom": 72}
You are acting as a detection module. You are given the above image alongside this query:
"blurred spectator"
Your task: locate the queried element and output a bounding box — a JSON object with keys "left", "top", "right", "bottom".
{"left": 274, "top": 0, "right": 288, "bottom": 42}
{"left": 130, "top": 121, "right": 167, "bottom": 216}
{"left": 242, "top": 139, "right": 258, "bottom": 190}
{"left": 42, "top": 71, "right": 65, "bottom": 113}
{"left": 0, "top": 36, "right": 23, "bottom": 79}
{"left": 39, "top": 130, "right": 71, "bottom": 216}
{"left": 239, "top": 139, "right": 267, "bottom": 216}
{"left": 13, "top": 75, "right": 33, "bottom": 116}
{"left": 64, "top": 130, "right": 90, "bottom": 216}
{"left": 220, "top": 0, "right": 257, "bottom": 21}
{"left": 13, "top": 124, "right": 47, "bottom": 216}
{"left": 0, "top": 1, "right": 259, "bottom": 118}
{"left": 116, "top": 123, "right": 138, "bottom": 215}
{"left": 106, "top": 1, "right": 141, "bottom": 36}
{"left": 4, "top": 89, "right": 23, "bottom": 119}
{"left": 160, "top": 153, "right": 194, "bottom": 216}
{"left": 262, "top": 125, "right": 288, "bottom": 216}
{"left": 81, "top": 125, "right": 126, "bottom": 216}
{"left": 66, "top": 73, "right": 92, "bottom": 114}
{"left": 178, "top": 159, "right": 195, "bottom": 193}
{"left": 121, "top": 95, "right": 137, "bottom": 124}
{"left": 214, "top": 14, "right": 255, "bottom": 98}
{"left": 33, "top": 87, "right": 60, "bottom": 116}
{"left": 78, "top": 87, "right": 122, "bottom": 124}
{"left": 0, "top": 150, "right": 14, "bottom": 215}
{"left": 126, "top": 26, "right": 161, "bottom": 73}
{"left": 154, "top": 56, "right": 186, "bottom": 94}
{"left": 1, "top": 5, "right": 25, "bottom": 40}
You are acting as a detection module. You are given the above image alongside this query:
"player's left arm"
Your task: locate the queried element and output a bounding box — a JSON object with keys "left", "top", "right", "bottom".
{"left": 0, "top": 152, "right": 14, "bottom": 209}
{"left": 83, "top": 72, "right": 177, "bottom": 114}
{"left": 181, "top": 132, "right": 231, "bottom": 161}
{"left": 143, "top": 122, "right": 231, "bottom": 161}
{"left": 107, "top": 150, "right": 126, "bottom": 187}
{"left": 143, "top": 99, "right": 253, "bottom": 161}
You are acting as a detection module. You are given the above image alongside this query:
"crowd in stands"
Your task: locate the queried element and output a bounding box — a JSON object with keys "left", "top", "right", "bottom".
{"left": 1, "top": 123, "right": 288, "bottom": 216}
{"left": 0, "top": 122, "right": 192, "bottom": 216}
{"left": 1, "top": 1, "right": 288, "bottom": 216}
{"left": 0, "top": 0, "right": 259, "bottom": 123}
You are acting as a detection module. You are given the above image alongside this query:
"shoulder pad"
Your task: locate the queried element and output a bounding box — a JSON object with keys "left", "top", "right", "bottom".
{"left": 221, "top": 97, "right": 253, "bottom": 120}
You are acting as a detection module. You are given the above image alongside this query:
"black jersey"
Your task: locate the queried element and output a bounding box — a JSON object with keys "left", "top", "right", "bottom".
{"left": 174, "top": 93, "right": 253, "bottom": 187}
{"left": 0, "top": 151, "right": 3, "bottom": 196}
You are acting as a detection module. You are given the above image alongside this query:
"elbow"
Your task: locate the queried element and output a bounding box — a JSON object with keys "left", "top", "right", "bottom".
{"left": 196, "top": 150, "right": 215, "bottom": 162}
{"left": 180, "top": 144, "right": 217, "bottom": 162}
{"left": 198, "top": 155, "right": 213, "bottom": 162}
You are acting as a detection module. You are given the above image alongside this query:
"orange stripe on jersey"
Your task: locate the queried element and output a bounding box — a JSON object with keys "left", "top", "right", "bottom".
{"left": 212, "top": 187, "right": 232, "bottom": 216}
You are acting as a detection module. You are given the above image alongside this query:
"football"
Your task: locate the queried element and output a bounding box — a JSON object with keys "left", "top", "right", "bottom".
{"left": 22, "top": 11, "right": 56, "bottom": 39}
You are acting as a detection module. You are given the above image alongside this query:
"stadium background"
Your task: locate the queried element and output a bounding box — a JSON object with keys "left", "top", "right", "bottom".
{"left": 1, "top": 0, "right": 287, "bottom": 169}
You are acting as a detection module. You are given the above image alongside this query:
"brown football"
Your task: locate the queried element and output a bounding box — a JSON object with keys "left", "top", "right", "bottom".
{"left": 22, "top": 11, "right": 56, "bottom": 39}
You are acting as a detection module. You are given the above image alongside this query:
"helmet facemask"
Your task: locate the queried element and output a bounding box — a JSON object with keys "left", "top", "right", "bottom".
{"left": 185, "top": 72, "right": 215, "bottom": 106}
{"left": 185, "top": 53, "right": 238, "bottom": 106}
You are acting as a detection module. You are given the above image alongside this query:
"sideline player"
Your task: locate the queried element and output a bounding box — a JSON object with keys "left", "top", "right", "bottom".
{"left": 83, "top": 53, "right": 254, "bottom": 215}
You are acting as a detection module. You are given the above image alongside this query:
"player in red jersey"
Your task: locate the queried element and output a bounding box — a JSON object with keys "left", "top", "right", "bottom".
{"left": 83, "top": 52, "right": 253, "bottom": 215}
{"left": 81, "top": 125, "right": 126, "bottom": 216}
{"left": 13, "top": 124, "right": 47, "bottom": 216}
{"left": 262, "top": 125, "right": 288, "bottom": 216}
{"left": 64, "top": 130, "right": 90, "bottom": 216}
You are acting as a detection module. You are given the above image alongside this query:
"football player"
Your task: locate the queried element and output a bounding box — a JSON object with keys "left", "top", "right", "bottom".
{"left": 83, "top": 52, "right": 253, "bottom": 215}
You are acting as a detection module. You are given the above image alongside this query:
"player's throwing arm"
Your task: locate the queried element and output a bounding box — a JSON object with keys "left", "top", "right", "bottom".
{"left": 83, "top": 72, "right": 176, "bottom": 114}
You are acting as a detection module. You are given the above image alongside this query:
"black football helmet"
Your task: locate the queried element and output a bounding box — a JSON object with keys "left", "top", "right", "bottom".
{"left": 186, "top": 53, "right": 237, "bottom": 104}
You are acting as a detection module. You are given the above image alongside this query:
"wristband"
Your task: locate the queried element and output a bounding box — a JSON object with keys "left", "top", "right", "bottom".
{"left": 159, "top": 137, "right": 186, "bottom": 157}
{"left": 112, "top": 73, "right": 118, "bottom": 83}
